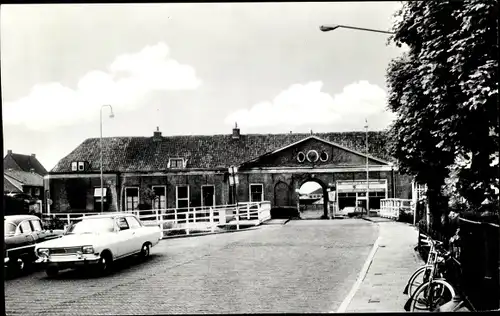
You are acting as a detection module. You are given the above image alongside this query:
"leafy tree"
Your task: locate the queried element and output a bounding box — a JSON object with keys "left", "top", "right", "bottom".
{"left": 386, "top": 0, "right": 499, "bottom": 228}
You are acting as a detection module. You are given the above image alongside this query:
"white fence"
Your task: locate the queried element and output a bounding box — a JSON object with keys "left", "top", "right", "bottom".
{"left": 41, "top": 201, "right": 272, "bottom": 239}
{"left": 380, "top": 198, "right": 412, "bottom": 220}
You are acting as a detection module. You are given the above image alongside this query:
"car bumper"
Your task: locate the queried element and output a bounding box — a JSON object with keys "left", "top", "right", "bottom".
{"left": 36, "top": 254, "right": 100, "bottom": 269}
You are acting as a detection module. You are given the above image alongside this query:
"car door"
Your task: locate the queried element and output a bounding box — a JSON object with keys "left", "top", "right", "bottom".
{"left": 125, "top": 216, "right": 143, "bottom": 253}
{"left": 115, "top": 217, "right": 135, "bottom": 256}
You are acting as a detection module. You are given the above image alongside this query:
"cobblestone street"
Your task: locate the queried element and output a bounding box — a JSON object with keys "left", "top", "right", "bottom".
{"left": 5, "top": 219, "right": 377, "bottom": 315}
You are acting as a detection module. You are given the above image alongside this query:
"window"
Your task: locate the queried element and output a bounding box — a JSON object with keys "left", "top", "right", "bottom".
{"left": 250, "top": 184, "right": 264, "bottom": 202}
{"left": 71, "top": 162, "right": 78, "bottom": 171}
{"left": 126, "top": 216, "right": 142, "bottom": 229}
{"left": 169, "top": 158, "right": 184, "bottom": 168}
{"left": 5, "top": 222, "right": 16, "bottom": 235}
{"left": 297, "top": 152, "right": 306, "bottom": 163}
{"left": 78, "top": 162, "right": 85, "bottom": 171}
{"left": 116, "top": 217, "right": 129, "bottom": 231}
{"left": 320, "top": 151, "right": 329, "bottom": 162}
{"left": 35, "top": 188, "right": 41, "bottom": 196}
{"left": 31, "top": 220, "right": 42, "bottom": 232}
{"left": 125, "top": 187, "right": 139, "bottom": 211}
{"left": 20, "top": 221, "right": 32, "bottom": 234}
{"left": 176, "top": 186, "right": 190, "bottom": 209}
{"left": 152, "top": 186, "right": 166, "bottom": 210}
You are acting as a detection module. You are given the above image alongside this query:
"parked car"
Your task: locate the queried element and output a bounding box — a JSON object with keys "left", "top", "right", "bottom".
{"left": 4, "top": 215, "right": 63, "bottom": 273}
{"left": 337, "top": 206, "right": 366, "bottom": 218}
{"left": 35, "top": 213, "right": 162, "bottom": 277}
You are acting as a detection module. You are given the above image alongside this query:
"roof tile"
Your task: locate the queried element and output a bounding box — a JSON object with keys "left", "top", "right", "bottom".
{"left": 51, "top": 132, "right": 392, "bottom": 173}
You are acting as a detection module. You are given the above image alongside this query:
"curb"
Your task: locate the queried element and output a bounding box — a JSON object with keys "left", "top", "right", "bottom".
{"left": 160, "top": 225, "right": 262, "bottom": 240}
{"left": 336, "top": 235, "right": 381, "bottom": 313}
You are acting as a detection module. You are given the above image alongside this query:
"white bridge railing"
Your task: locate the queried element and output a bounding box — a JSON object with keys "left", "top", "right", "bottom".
{"left": 380, "top": 198, "right": 412, "bottom": 220}
{"left": 41, "top": 201, "right": 272, "bottom": 239}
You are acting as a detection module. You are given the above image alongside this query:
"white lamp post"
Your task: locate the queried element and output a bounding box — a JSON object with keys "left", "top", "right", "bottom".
{"left": 365, "top": 119, "right": 370, "bottom": 217}
{"left": 100, "top": 105, "right": 114, "bottom": 213}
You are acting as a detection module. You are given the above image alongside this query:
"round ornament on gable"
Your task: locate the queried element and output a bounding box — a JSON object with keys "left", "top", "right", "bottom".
{"left": 306, "top": 150, "right": 319, "bottom": 163}
{"left": 297, "top": 151, "right": 306, "bottom": 163}
{"left": 320, "top": 151, "right": 329, "bottom": 162}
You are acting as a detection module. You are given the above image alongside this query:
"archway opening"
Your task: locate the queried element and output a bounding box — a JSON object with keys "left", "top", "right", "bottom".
{"left": 298, "top": 179, "right": 329, "bottom": 219}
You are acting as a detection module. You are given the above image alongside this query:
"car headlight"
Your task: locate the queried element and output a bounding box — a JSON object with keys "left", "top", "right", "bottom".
{"left": 82, "top": 246, "right": 94, "bottom": 254}
{"left": 37, "top": 248, "right": 50, "bottom": 257}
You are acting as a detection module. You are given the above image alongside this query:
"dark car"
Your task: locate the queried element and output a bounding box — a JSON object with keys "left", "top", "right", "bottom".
{"left": 4, "top": 215, "right": 63, "bottom": 273}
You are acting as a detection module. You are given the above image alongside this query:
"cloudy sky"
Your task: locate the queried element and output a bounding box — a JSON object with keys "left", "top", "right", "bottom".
{"left": 2, "top": 3, "right": 405, "bottom": 171}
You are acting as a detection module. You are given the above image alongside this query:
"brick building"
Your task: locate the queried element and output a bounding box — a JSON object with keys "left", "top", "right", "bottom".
{"left": 45, "top": 126, "right": 413, "bottom": 217}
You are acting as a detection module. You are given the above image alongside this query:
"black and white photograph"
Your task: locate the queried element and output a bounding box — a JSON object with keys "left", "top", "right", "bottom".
{"left": 2, "top": 1, "right": 499, "bottom": 314}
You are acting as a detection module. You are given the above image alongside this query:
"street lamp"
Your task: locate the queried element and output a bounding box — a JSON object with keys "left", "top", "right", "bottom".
{"left": 319, "top": 24, "right": 395, "bottom": 35}
{"left": 320, "top": 23, "right": 394, "bottom": 217}
{"left": 365, "top": 119, "right": 370, "bottom": 217}
{"left": 100, "top": 105, "right": 114, "bottom": 213}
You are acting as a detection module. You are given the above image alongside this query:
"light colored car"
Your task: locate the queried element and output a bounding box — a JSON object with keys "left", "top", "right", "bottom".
{"left": 337, "top": 206, "right": 366, "bottom": 217}
{"left": 34, "top": 213, "right": 162, "bottom": 277}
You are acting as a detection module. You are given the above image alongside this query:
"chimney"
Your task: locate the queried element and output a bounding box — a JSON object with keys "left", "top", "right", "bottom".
{"left": 31, "top": 153, "right": 36, "bottom": 158}
{"left": 232, "top": 122, "right": 240, "bottom": 140}
{"left": 153, "top": 126, "right": 162, "bottom": 141}
{"left": 7, "top": 150, "right": 12, "bottom": 155}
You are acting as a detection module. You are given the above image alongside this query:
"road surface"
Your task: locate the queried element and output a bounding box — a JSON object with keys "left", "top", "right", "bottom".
{"left": 4, "top": 219, "right": 378, "bottom": 315}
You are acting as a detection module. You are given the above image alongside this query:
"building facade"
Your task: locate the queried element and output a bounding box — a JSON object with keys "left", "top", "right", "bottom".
{"left": 4, "top": 151, "right": 47, "bottom": 214}
{"left": 45, "top": 127, "right": 413, "bottom": 217}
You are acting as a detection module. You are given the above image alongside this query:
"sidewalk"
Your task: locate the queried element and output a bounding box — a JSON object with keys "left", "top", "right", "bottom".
{"left": 343, "top": 218, "right": 423, "bottom": 312}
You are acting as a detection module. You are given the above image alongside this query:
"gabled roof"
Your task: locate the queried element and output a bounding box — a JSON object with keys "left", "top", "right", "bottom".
{"left": 4, "top": 175, "right": 23, "bottom": 193}
{"left": 50, "top": 131, "right": 393, "bottom": 173}
{"left": 239, "top": 135, "right": 391, "bottom": 167}
{"left": 4, "top": 152, "right": 47, "bottom": 175}
{"left": 4, "top": 169, "right": 44, "bottom": 187}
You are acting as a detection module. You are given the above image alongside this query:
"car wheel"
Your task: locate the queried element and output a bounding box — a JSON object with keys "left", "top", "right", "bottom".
{"left": 97, "top": 252, "right": 113, "bottom": 275}
{"left": 140, "top": 243, "right": 151, "bottom": 260}
{"left": 46, "top": 267, "right": 59, "bottom": 277}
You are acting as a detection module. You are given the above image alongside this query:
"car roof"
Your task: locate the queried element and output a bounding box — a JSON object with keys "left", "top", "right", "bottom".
{"left": 4, "top": 215, "right": 41, "bottom": 224}
{"left": 75, "top": 212, "right": 137, "bottom": 220}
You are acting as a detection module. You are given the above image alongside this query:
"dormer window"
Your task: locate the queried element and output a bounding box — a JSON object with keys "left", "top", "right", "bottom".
{"left": 71, "top": 161, "right": 87, "bottom": 172}
{"left": 168, "top": 158, "right": 184, "bottom": 168}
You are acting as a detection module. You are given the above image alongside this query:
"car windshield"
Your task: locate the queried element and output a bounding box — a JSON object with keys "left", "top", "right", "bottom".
{"left": 66, "top": 218, "right": 115, "bottom": 234}
{"left": 4, "top": 222, "right": 16, "bottom": 236}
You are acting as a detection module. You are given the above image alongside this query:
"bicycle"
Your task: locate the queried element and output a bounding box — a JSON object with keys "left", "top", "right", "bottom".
{"left": 403, "top": 236, "right": 446, "bottom": 298}
{"left": 405, "top": 234, "right": 475, "bottom": 312}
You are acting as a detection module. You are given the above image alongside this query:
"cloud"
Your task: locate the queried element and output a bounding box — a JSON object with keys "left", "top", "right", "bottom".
{"left": 3, "top": 42, "right": 201, "bottom": 131}
{"left": 224, "top": 81, "right": 395, "bottom": 130}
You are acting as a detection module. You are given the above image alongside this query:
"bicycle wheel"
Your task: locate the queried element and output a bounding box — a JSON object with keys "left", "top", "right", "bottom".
{"left": 406, "top": 265, "right": 443, "bottom": 298}
{"left": 409, "top": 279, "right": 456, "bottom": 312}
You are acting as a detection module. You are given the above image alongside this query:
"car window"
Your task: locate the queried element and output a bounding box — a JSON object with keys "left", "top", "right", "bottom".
{"left": 31, "top": 220, "right": 43, "bottom": 232}
{"left": 66, "top": 218, "right": 115, "bottom": 234}
{"left": 125, "top": 216, "right": 142, "bottom": 229}
{"left": 20, "top": 221, "right": 32, "bottom": 234}
{"left": 117, "top": 217, "right": 129, "bottom": 231}
{"left": 4, "top": 222, "right": 16, "bottom": 236}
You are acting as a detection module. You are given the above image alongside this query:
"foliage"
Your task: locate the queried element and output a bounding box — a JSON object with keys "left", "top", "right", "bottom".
{"left": 387, "top": 0, "right": 499, "bottom": 228}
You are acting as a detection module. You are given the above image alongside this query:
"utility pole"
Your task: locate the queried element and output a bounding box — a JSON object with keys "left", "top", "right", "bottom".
{"left": 365, "top": 119, "right": 370, "bottom": 216}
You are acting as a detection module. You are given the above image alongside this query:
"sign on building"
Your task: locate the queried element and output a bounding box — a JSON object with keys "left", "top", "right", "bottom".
{"left": 328, "top": 191, "right": 336, "bottom": 201}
